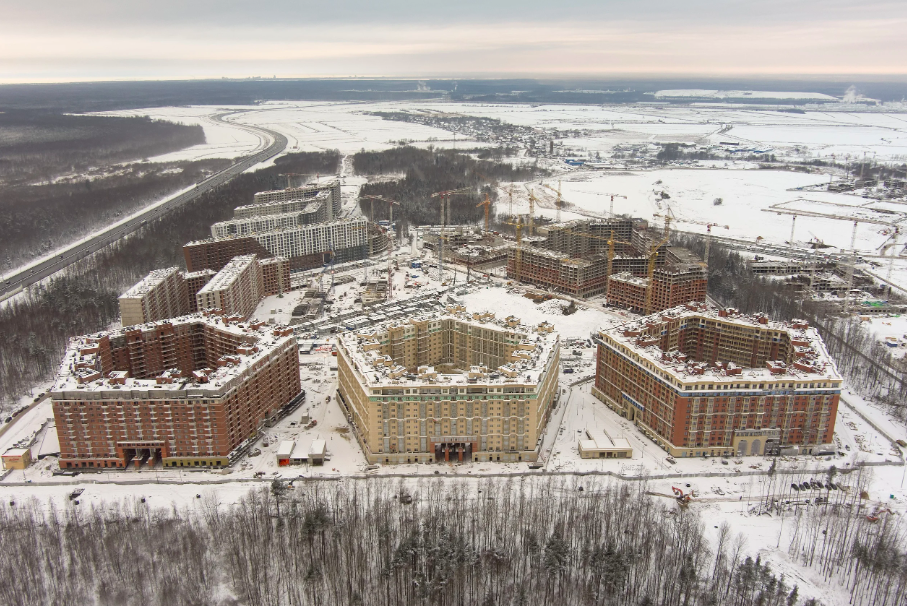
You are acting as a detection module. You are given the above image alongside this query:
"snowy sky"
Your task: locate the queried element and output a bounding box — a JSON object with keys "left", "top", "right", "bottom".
{"left": 1, "top": 1, "right": 906, "bottom": 82}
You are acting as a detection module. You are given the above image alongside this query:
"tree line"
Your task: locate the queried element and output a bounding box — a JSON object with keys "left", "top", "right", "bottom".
{"left": 0, "top": 477, "right": 830, "bottom": 606}
{"left": 354, "top": 146, "right": 543, "bottom": 226}
{"left": 0, "top": 151, "right": 341, "bottom": 408}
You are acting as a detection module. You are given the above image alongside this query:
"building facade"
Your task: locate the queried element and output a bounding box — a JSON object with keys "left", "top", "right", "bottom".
{"left": 606, "top": 264, "right": 707, "bottom": 314}
{"left": 592, "top": 304, "right": 842, "bottom": 457}
{"left": 119, "top": 267, "right": 190, "bottom": 327}
{"left": 195, "top": 255, "right": 263, "bottom": 319}
{"left": 336, "top": 307, "right": 561, "bottom": 464}
{"left": 51, "top": 315, "right": 301, "bottom": 469}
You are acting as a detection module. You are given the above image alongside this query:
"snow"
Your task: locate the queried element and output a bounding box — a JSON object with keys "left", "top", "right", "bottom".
{"left": 655, "top": 90, "right": 840, "bottom": 101}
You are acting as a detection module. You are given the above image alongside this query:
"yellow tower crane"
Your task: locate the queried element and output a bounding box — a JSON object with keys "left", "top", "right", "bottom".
{"left": 476, "top": 193, "right": 492, "bottom": 233}
{"left": 503, "top": 217, "right": 524, "bottom": 283}
{"left": 523, "top": 186, "right": 539, "bottom": 237}
{"left": 644, "top": 234, "right": 671, "bottom": 315}
{"left": 430, "top": 187, "right": 473, "bottom": 282}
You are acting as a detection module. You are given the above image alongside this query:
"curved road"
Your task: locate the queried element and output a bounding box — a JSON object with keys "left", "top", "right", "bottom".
{"left": 0, "top": 112, "right": 287, "bottom": 302}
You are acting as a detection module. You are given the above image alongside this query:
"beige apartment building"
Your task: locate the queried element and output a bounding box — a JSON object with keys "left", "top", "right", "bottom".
{"left": 336, "top": 306, "right": 561, "bottom": 464}
{"left": 195, "top": 255, "right": 264, "bottom": 319}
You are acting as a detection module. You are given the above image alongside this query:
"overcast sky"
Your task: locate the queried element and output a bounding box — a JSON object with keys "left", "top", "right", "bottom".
{"left": 1, "top": 1, "right": 906, "bottom": 82}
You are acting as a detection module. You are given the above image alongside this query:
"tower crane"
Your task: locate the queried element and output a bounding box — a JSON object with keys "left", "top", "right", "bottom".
{"left": 359, "top": 194, "right": 400, "bottom": 248}
{"left": 476, "top": 193, "right": 493, "bottom": 233}
{"left": 652, "top": 209, "right": 676, "bottom": 240}
{"left": 656, "top": 216, "right": 730, "bottom": 266}
{"left": 523, "top": 186, "right": 539, "bottom": 237}
{"left": 431, "top": 187, "right": 473, "bottom": 283}
{"left": 503, "top": 217, "right": 524, "bottom": 283}
{"left": 541, "top": 181, "right": 564, "bottom": 224}
{"left": 645, "top": 234, "right": 671, "bottom": 315}
{"left": 556, "top": 227, "right": 632, "bottom": 294}
{"left": 504, "top": 183, "right": 517, "bottom": 219}
{"left": 279, "top": 173, "right": 306, "bottom": 189}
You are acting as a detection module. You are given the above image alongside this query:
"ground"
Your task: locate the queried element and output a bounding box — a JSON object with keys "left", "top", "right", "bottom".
{"left": 5, "top": 99, "right": 907, "bottom": 603}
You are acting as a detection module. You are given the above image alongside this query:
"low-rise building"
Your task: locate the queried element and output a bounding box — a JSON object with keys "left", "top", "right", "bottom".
{"left": 1, "top": 448, "right": 32, "bottom": 470}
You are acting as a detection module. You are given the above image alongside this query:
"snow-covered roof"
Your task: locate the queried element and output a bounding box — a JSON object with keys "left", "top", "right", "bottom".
{"left": 119, "top": 267, "right": 180, "bottom": 299}
{"left": 337, "top": 306, "right": 560, "bottom": 389}
{"left": 51, "top": 313, "right": 295, "bottom": 398}
{"left": 599, "top": 303, "right": 843, "bottom": 386}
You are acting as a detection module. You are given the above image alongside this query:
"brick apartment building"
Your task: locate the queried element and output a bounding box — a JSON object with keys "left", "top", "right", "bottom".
{"left": 593, "top": 304, "right": 842, "bottom": 457}
{"left": 51, "top": 315, "right": 301, "bottom": 469}
{"left": 606, "top": 264, "right": 707, "bottom": 314}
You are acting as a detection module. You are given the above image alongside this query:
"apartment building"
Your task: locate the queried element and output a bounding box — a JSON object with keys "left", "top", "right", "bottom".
{"left": 607, "top": 264, "right": 707, "bottom": 314}
{"left": 119, "top": 267, "right": 188, "bottom": 327}
{"left": 251, "top": 179, "right": 341, "bottom": 221}
{"left": 260, "top": 257, "right": 291, "bottom": 295}
{"left": 195, "top": 255, "right": 263, "bottom": 319}
{"left": 51, "top": 315, "right": 301, "bottom": 469}
{"left": 185, "top": 269, "right": 216, "bottom": 313}
{"left": 592, "top": 303, "right": 842, "bottom": 457}
{"left": 336, "top": 306, "right": 561, "bottom": 464}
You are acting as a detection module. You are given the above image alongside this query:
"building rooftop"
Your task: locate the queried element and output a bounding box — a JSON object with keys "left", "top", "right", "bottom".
{"left": 599, "top": 303, "right": 842, "bottom": 385}
{"left": 119, "top": 267, "right": 180, "bottom": 299}
{"left": 338, "top": 306, "right": 560, "bottom": 388}
{"left": 197, "top": 255, "right": 257, "bottom": 295}
{"left": 51, "top": 313, "right": 296, "bottom": 397}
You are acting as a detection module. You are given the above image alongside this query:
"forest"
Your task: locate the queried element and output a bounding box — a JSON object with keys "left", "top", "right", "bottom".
{"left": 0, "top": 111, "right": 214, "bottom": 269}
{"left": 0, "top": 151, "right": 341, "bottom": 408}
{"left": 354, "top": 146, "right": 544, "bottom": 227}
{"left": 0, "top": 476, "right": 883, "bottom": 606}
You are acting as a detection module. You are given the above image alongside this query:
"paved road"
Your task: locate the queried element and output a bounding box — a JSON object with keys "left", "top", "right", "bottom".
{"left": 0, "top": 112, "right": 287, "bottom": 302}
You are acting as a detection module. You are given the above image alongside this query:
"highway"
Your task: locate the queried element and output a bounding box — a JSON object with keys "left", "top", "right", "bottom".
{"left": 0, "top": 112, "right": 287, "bottom": 302}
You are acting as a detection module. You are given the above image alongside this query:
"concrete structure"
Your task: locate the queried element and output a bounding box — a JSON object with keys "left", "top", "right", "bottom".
{"left": 119, "top": 267, "right": 189, "bottom": 327}
{"left": 577, "top": 429, "right": 633, "bottom": 459}
{"left": 196, "top": 255, "right": 263, "bottom": 319}
{"left": 119, "top": 268, "right": 216, "bottom": 327}
{"left": 592, "top": 303, "right": 842, "bottom": 458}
{"left": 607, "top": 264, "right": 707, "bottom": 314}
{"left": 505, "top": 219, "right": 686, "bottom": 299}
{"left": 1, "top": 448, "right": 32, "bottom": 470}
{"left": 260, "top": 257, "right": 291, "bottom": 296}
{"left": 251, "top": 179, "right": 341, "bottom": 221}
{"left": 336, "top": 306, "right": 561, "bottom": 464}
{"left": 50, "top": 314, "right": 301, "bottom": 469}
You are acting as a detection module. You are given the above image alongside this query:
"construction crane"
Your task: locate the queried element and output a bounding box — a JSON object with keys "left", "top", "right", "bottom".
{"left": 279, "top": 173, "right": 306, "bottom": 189}
{"left": 360, "top": 195, "right": 400, "bottom": 246}
{"left": 652, "top": 209, "right": 676, "bottom": 240}
{"left": 657, "top": 217, "right": 730, "bottom": 266}
{"left": 523, "top": 186, "right": 539, "bottom": 237}
{"left": 504, "top": 183, "right": 517, "bottom": 219}
{"left": 557, "top": 226, "right": 632, "bottom": 282}
{"left": 541, "top": 181, "right": 564, "bottom": 224}
{"left": 607, "top": 194, "right": 627, "bottom": 219}
{"left": 645, "top": 233, "right": 671, "bottom": 315}
{"left": 431, "top": 187, "right": 473, "bottom": 283}
{"left": 476, "top": 193, "right": 493, "bottom": 233}
{"left": 763, "top": 204, "right": 904, "bottom": 313}
{"left": 503, "top": 217, "right": 524, "bottom": 283}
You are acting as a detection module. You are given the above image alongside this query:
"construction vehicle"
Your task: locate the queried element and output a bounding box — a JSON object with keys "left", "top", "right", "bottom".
{"left": 672, "top": 486, "right": 695, "bottom": 504}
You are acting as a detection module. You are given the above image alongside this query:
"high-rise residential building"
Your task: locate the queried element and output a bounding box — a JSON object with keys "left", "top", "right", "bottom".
{"left": 606, "top": 264, "right": 707, "bottom": 314}
{"left": 592, "top": 303, "right": 842, "bottom": 458}
{"left": 119, "top": 267, "right": 190, "bottom": 327}
{"left": 51, "top": 315, "right": 301, "bottom": 469}
{"left": 195, "top": 255, "right": 263, "bottom": 319}
{"left": 336, "top": 306, "right": 561, "bottom": 464}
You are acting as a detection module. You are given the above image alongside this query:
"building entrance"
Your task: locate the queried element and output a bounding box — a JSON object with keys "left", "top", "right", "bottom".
{"left": 434, "top": 442, "right": 473, "bottom": 463}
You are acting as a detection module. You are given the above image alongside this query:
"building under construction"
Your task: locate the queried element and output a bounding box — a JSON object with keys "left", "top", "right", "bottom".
{"left": 505, "top": 220, "right": 701, "bottom": 309}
